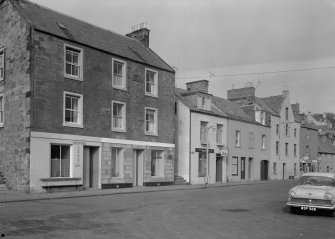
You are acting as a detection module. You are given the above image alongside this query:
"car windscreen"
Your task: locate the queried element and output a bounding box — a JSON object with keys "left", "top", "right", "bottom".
{"left": 300, "top": 176, "right": 335, "bottom": 187}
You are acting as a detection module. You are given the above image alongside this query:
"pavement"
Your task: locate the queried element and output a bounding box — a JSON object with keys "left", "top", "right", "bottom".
{"left": 0, "top": 179, "right": 296, "bottom": 203}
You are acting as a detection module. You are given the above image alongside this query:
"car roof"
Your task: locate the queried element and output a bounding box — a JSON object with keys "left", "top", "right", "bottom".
{"left": 301, "top": 172, "right": 335, "bottom": 178}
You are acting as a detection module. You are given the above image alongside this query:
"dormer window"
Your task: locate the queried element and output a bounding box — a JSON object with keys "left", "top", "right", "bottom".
{"left": 260, "top": 111, "right": 265, "bottom": 125}
{"left": 197, "top": 95, "right": 210, "bottom": 110}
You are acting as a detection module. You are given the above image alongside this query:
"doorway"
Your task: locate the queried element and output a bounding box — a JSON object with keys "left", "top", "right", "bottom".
{"left": 260, "top": 160, "right": 269, "bottom": 180}
{"left": 216, "top": 155, "right": 222, "bottom": 182}
{"left": 248, "top": 158, "right": 253, "bottom": 180}
{"left": 283, "top": 163, "right": 286, "bottom": 179}
{"left": 83, "top": 146, "right": 99, "bottom": 188}
{"left": 133, "top": 149, "right": 144, "bottom": 186}
{"left": 241, "top": 157, "right": 246, "bottom": 180}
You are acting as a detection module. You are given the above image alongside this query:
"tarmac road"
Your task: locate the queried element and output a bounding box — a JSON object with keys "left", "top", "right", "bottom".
{"left": 1, "top": 181, "right": 334, "bottom": 239}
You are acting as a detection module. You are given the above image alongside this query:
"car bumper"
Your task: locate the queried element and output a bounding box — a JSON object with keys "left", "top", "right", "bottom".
{"left": 287, "top": 202, "right": 335, "bottom": 210}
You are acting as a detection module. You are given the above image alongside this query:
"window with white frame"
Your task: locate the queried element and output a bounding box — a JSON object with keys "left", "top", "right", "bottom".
{"left": 285, "top": 124, "right": 289, "bottom": 136}
{"left": 294, "top": 128, "right": 297, "bottom": 137}
{"left": 112, "top": 59, "right": 126, "bottom": 89}
{"left": 111, "top": 147, "right": 123, "bottom": 178}
{"left": 112, "top": 101, "right": 126, "bottom": 131}
{"left": 63, "top": 92, "right": 83, "bottom": 127}
{"left": 276, "top": 124, "right": 279, "bottom": 134}
{"left": 198, "top": 151, "right": 207, "bottom": 177}
{"left": 232, "top": 157, "right": 238, "bottom": 176}
{"left": 200, "top": 121, "right": 208, "bottom": 144}
{"left": 0, "top": 48, "right": 4, "bottom": 81}
{"left": 248, "top": 132, "right": 254, "bottom": 149}
{"left": 235, "top": 130, "right": 241, "bottom": 147}
{"left": 216, "top": 124, "right": 223, "bottom": 145}
{"left": 261, "top": 135, "right": 266, "bottom": 150}
{"left": 145, "top": 69, "right": 158, "bottom": 96}
{"left": 260, "top": 111, "right": 265, "bottom": 125}
{"left": 0, "top": 94, "right": 3, "bottom": 127}
{"left": 285, "top": 143, "right": 288, "bottom": 156}
{"left": 273, "top": 163, "right": 277, "bottom": 175}
{"left": 65, "top": 45, "right": 83, "bottom": 80}
{"left": 294, "top": 144, "right": 297, "bottom": 156}
{"left": 50, "top": 144, "right": 70, "bottom": 178}
{"left": 145, "top": 108, "right": 157, "bottom": 135}
{"left": 151, "top": 150, "right": 164, "bottom": 177}
{"left": 276, "top": 141, "right": 279, "bottom": 155}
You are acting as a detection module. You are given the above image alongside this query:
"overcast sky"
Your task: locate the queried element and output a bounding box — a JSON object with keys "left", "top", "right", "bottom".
{"left": 29, "top": 0, "right": 335, "bottom": 114}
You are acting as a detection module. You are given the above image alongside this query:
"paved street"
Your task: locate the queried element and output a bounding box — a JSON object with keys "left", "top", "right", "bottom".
{"left": 1, "top": 181, "right": 334, "bottom": 239}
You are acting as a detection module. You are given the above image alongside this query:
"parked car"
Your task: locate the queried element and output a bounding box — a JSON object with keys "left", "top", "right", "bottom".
{"left": 287, "top": 172, "right": 335, "bottom": 217}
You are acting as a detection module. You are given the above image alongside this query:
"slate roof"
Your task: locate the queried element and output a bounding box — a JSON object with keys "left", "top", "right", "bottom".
{"left": 10, "top": 0, "right": 174, "bottom": 72}
{"left": 260, "top": 95, "right": 284, "bottom": 115}
{"left": 254, "top": 97, "right": 279, "bottom": 116}
{"left": 318, "top": 141, "right": 335, "bottom": 154}
{"left": 175, "top": 88, "right": 227, "bottom": 118}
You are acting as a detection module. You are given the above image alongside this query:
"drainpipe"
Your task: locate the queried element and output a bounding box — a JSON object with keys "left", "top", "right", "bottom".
{"left": 189, "top": 111, "right": 192, "bottom": 184}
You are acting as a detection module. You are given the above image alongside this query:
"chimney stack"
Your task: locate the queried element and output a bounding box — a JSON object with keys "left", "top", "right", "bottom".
{"left": 126, "top": 22, "right": 150, "bottom": 48}
{"left": 186, "top": 80, "right": 209, "bottom": 93}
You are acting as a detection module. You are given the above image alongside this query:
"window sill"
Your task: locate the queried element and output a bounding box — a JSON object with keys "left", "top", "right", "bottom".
{"left": 112, "top": 128, "right": 126, "bottom": 133}
{"left": 0, "top": 124, "right": 3, "bottom": 128}
{"left": 151, "top": 175, "right": 165, "bottom": 178}
{"left": 112, "top": 85, "right": 127, "bottom": 91}
{"left": 145, "top": 92, "right": 158, "bottom": 98}
{"left": 145, "top": 132, "right": 158, "bottom": 137}
{"left": 63, "top": 122, "right": 83, "bottom": 128}
{"left": 64, "top": 75, "right": 83, "bottom": 81}
{"left": 235, "top": 146, "right": 241, "bottom": 148}
{"left": 40, "top": 177, "right": 81, "bottom": 182}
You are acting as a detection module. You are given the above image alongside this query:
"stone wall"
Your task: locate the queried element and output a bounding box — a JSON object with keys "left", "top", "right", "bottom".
{"left": 0, "top": 1, "right": 31, "bottom": 191}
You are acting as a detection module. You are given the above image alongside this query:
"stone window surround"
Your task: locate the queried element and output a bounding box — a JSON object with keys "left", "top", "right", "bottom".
{"left": 64, "top": 44, "right": 84, "bottom": 81}
{"left": 145, "top": 68, "right": 158, "bottom": 97}
{"left": 63, "top": 91, "right": 84, "bottom": 128}
{"left": 111, "top": 100, "right": 126, "bottom": 132}
{"left": 112, "top": 58, "right": 127, "bottom": 91}
{"left": 145, "top": 107, "right": 158, "bottom": 136}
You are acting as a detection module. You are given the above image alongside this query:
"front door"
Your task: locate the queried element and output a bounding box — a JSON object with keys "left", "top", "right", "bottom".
{"left": 260, "top": 160, "right": 269, "bottom": 180}
{"left": 216, "top": 155, "right": 222, "bottom": 182}
{"left": 133, "top": 150, "right": 144, "bottom": 186}
{"left": 83, "top": 146, "right": 99, "bottom": 188}
{"left": 241, "top": 157, "right": 246, "bottom": 180}
{"left": 248, "top": 158, "right": 253, "bottom": 180}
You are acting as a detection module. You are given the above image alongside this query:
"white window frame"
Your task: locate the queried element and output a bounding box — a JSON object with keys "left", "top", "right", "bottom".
{"left": 50, "top": 144, "right": 72, "bottom": 178}
{"left": 261, "top": 135, "right": 266, "bottom": 150}
{"left": 0, "top": 47, "right": 4, "bottom": 81}
{"left": 111, "top": 147, "right": 124, "bottom": 178}
{"left": 112, "top": 58, "right": 127, "bottom": 90}
{"left": 63, "top": 91, "right": 83, "bottom": 128}
{"left": 145, "top": 107, "right": 158, "bottom": 136}
{"left": 235, "top": 130, "right": 241, "bottom": 147}
{"left": 145, "top": 68, "right": 158, "bottom": 97}
{"left": 112, "top": 100, "right": 126, "bottom": 132}
{"left": 64, "top": 44, "right": 83, "bottom": 81}
{"left": 216, "top": 124, "right": 224, "bottom": 145}
{"left": 0, "top": 94, "right": 4, "bottom": 127}
{"left": 200, "top": 121, "right": 208, "bottom": 144}
{"left": 260, "top": 111, "right": 265, "bottom": 125}
{"left": 151, "top": 150, "right": 164, "bottom": 177}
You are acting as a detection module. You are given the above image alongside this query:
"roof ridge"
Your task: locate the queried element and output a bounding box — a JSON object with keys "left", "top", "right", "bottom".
{"left": 14, "top": 0, "right": 137, "bottom": 42}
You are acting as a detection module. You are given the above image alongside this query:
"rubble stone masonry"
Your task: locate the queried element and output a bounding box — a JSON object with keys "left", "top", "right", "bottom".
{"left": 0, "top": 1, "right": 31, "bottom": 191}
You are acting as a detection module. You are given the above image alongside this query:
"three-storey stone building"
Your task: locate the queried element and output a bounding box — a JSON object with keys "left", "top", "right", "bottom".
{"left": 0, "top": 0, "right": 175, "bottom": 192}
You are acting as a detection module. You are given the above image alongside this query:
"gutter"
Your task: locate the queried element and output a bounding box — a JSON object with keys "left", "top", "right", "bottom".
{"left": 189, "top": 110, "right": 192, "bottom": 184}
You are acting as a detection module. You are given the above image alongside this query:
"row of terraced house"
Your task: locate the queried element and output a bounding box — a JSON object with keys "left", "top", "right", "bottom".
{"left": 1, "top": 0, "right": 334, "bottom": 193}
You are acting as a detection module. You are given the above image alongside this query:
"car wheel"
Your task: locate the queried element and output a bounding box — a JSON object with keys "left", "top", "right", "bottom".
{"left": 290, "top": 207, "right": 299, "bottom": 214}
{"left": 329, "top": 210, "right": 335, "bottom": 217}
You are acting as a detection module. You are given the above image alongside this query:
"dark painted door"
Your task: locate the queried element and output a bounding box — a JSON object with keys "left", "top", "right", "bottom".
{"left": 261, "top": 160, "right": 269, "bottom": 180}
{"left": 216, "top": 156, "right": 222, "bottom": 182}
{"left": 241, "top": 157, "right": 246, "bottom": 180}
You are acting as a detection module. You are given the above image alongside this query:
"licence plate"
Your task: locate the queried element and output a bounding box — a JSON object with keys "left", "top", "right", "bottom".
{"left": 301, "top": 206, "right": 316, "bottom": 211}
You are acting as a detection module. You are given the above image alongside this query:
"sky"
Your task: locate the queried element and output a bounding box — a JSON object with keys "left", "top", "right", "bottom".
{"left": 28, "top": 0, "right": 335, "bottom": 114}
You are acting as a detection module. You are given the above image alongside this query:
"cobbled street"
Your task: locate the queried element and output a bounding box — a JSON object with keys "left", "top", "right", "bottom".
{"left": 1, "top": 181, "right": 334, "bottom": 239}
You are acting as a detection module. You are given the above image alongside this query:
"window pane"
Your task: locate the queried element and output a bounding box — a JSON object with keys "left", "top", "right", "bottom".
{"left": 198, "top": 152, "right": 207, "bottom": 177}
{"left": 72, "top": 97, "right": 79, "bottom": 110}
{"left": 72, "top": 52, "right": 79, "bottom": 64}
{"left": 65, "top": 63, "right": 72, "bottom": 75}
{"left": 111, "top": 148, "right": 120, "bottom": 177}
{"left": 66, "top": 50, "right": 72, "bottom": 63}
{"left": 73, "top": 66, "right": 79, "bottom": 77}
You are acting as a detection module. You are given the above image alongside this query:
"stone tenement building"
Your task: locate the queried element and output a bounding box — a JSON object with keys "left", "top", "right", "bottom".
{"left": 0, "top": 0, "right": 175, "bottom": 192}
